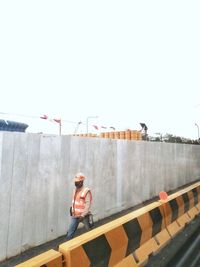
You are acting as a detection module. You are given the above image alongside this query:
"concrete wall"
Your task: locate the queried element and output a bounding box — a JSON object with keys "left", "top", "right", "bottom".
{"left": 0, "top": 132, "right": 200, "bottom": 261}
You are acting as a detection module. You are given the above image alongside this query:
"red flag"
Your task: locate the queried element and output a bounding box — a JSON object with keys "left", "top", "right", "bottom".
{"left": 40, "top": 114, "right": 48, "bottom": 120}
{"left": 53, "top": 118, "right": 61, "bottom": 124}
{"left": 92, "top": 125, "right": 99, "bottom": 130}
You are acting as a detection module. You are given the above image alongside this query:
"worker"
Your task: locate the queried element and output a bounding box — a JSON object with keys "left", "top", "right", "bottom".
{"left": 66, "top": 172, "right": 93, "bottom": 240}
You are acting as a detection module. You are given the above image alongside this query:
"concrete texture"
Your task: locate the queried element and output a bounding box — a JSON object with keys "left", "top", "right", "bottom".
{"left": 0, "top": 132, "right": 200, "bottom": 262}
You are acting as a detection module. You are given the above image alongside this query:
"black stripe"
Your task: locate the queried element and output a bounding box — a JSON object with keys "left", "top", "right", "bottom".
{"left": 123, "top": 218, "right": 142, "bottom": 256}
{"left": 149, "top": 208, "right": 162, "bottom": 236}
{"left": 169, "top": 199, "right": 179, "bottom": 222}
{"left": 192, "top": 188, "right": 198, "bottom": 205}
{"left": 182, "top": 193, "right": 190, "bottom": 212}
{"left": 82, "top": 234, "right": 111, "bottom": 267}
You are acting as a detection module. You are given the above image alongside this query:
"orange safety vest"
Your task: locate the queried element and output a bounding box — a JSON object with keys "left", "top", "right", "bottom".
{"left": 71, "top": 187, "right": 92, "bottom": 217}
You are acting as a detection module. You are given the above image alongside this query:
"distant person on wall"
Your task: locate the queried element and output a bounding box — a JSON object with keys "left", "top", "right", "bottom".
{"left": 66, "top": 172, "right": 93, "bottom": 240}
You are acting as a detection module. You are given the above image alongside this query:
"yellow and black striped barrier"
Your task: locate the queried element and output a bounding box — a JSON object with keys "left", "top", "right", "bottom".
{"left": 159, "top": 182, "right": 200, "bottom": 238}
{"left": 15, "top": 181, "right": 200, "bottom": 267}
{"left": 58, "top": 181, "right": 200, "bottom": 267}
{"left": 15, "top": 249, "right": 62, "bottom": 267}
{"left": 58, "top": 201, "right": 170, "bottom": 267}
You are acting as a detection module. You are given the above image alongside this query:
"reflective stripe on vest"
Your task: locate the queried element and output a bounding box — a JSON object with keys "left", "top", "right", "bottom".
{"left": 72, "top": 187, "right": 92, "bottom": 216}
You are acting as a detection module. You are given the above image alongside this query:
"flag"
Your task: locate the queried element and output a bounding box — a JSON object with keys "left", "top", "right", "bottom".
{"left": 40, "top": 114, "right": 48, "bottom": 120}
{"left": 53, "top": 118, "right": 61, "bottom": 124}
{"left": 92, "top": 125, "right": 99, "bottom": 130}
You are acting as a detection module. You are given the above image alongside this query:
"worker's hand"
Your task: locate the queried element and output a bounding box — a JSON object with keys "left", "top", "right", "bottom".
{"left": 78, "top": 216, "right": 84, "bottom": 222}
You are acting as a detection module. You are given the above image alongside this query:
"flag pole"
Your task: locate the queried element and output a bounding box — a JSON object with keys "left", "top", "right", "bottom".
{"left": 59, "top": 120, "right": 61, "bottom": 135}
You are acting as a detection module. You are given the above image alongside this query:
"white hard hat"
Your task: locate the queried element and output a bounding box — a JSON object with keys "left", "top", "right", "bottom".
{"left": 74, "top": 172, "right": 86, "bottom": 182}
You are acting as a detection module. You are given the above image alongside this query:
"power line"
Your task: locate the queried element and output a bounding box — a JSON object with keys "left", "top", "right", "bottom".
{"left": 0, "top": 111, "right": 82, "bottom": 125}
{"left": 0, "top": 111, "right": 38, "bottom": 119}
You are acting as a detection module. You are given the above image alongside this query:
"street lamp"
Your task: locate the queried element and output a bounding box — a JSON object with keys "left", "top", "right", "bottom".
{"left": 195, "top": 123, "right": 199, "bottom": 139}
{"left": 74, "top": 121, "right": 82, "bottom": 134}
{"left": 86, "top": 116, "right": 98, "bottom": 134}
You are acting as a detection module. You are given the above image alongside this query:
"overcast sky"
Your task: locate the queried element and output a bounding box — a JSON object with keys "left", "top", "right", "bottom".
{"left": 0, "top": 1, "right": 200, "bottom": 138}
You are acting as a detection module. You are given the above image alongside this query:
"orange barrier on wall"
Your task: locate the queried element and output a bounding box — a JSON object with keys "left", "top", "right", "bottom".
{"left": 130, "top": 131, "right": 138, "bottom": 140}
{"left": 73, "top": 130, "right": 142, "bottom": 141}
{"left": 119, "top": 131, "right": 125, "bottom": 139}
{"left": 109, "top": 132, "right": 115, "bottom": 139}
{"left": 100, "top": 132, "right": 105, "bottom": 138}
{"left": 105, "top": 132, "right": 109, "bottom": 138}
{"left": 137, "top": 132, "right": 142, "bottom": 140}
{"left": 114, "top": 131, "right": 119, "bottom": 139}
{"left": 14, "top": 249, "right": 62, "bottom": 267}
{"left": 125, "top": 131, "right": 131, "bottom": 140}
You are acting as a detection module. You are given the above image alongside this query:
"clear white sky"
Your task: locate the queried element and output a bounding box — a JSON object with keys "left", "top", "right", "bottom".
{"left": 0, "top": 1, "right": 200, "bottom": 139}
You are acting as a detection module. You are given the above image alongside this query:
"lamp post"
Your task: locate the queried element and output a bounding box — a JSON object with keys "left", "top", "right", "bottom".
{"left": 86, "top": 116, "right": 98, "bottom": 134}
{"left": 195, "top": 123, "right": 199, "bottom": 140}
{"left": 59, "top": 121, "right": 61, "bottom": 136}
{"left": 74, "top": 121, "right": 82, "bottom": 134}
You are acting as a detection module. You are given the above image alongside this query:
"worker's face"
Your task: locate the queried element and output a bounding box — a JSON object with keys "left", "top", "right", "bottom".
{"left": 75, "top": 181, "right": 83, "bottom": 189}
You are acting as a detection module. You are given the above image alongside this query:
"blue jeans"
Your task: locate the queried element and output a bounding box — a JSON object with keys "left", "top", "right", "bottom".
{"left": 66, "top": 215, "right": 91, "bottom": 240}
